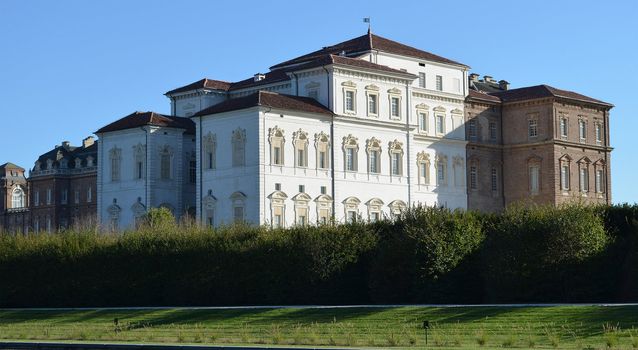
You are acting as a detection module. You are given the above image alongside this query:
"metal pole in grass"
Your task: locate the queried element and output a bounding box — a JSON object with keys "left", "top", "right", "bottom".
{"left": 423, "top": 320, "right": 430, "bottom": 345}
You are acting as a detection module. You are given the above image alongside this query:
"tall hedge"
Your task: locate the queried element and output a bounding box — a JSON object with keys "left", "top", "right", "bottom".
{"left": 0, "top": 204, "right": 637, "bottom": 307}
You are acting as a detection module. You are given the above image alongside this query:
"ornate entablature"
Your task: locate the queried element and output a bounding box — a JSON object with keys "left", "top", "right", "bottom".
{"left": 412, "top": 91, "right": 465, "bottom": 105}
{"left": 333, "top": 68, "right": 413, "bottom": 85}
{"left": 268, "top": 126, "right": 285, "bottom": 143}
{"left": 416, "top": 151, "right": 430, "bottom": 163}
{"left": 453, "top": 155, "right": 464, "bottom": 166}
{"left": 314, "top": 131, "right": 330, "bottom": 146}
{"left": 388, "top": 139, "right": 404, "bottom": 154}
{"left": 292, "top": 129, "right": 308, "bottom": 144}
{"left": 366, "top": 137, "right": 382, "bottom": 152}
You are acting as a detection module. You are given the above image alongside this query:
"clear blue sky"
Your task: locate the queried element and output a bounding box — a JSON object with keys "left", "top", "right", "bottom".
{"left": 1, "top": 0, "right": 636, "bottom": 203}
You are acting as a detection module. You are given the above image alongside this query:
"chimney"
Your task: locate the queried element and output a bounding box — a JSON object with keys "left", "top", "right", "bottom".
{"left": 254, "top": 73, "right": 266, "bottom": 82}
{"left": 339, "top": 50, "right": 346, "bottom": 57}
{"left": 498, "top": 80, "right": 510, "bottom": 90}
{"left": 469, "top": 73, "right": 480, "bottom": 82}
{"left": 82, "top": 136, "right": 95, "bottom": 148}
{"left": 483, "top": 75, "right": 494, "bottom": 83}
{"left": 62, "top": 141, "right": 71, "bottom": 148}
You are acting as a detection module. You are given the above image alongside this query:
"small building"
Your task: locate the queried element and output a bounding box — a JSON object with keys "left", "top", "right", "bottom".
{"left": 0, "top": 162, "right": 29, "bottom": 233}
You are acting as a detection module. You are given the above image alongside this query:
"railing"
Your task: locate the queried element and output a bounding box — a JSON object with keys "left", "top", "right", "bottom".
{"left": 5, "top": 208, "right": 29, "bottom": 213}
{"left": 30, "top": 166, "right": 97, "bottom": 177}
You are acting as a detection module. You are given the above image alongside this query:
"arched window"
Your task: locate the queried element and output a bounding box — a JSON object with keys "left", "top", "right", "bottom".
{"left": 268, "top": 191, "right": 287, "bottom": 228}
{"left": 435, "top": 154, "right": 448, "bottom": 186}
{"left": 203, "top": 190, "right": 217, "bottom": 227}
{"left": 342, "top": 134, "right": 359, "bottom": 172}
{"left": 314, "top": 194, "right": 333, "bottom": 225}
{"left": 268, "top": 126, "right": 285, "bottom": 166}
{"left": 315, "top": 131, "right": 330, "bottom": 170}
{"left": 203, "top": 132, "right": 217, "bottom": 170}
{"left": 388, "top": 200, "right": 407, "bottom": 218}
{"left": 11, "top": 186, "right": 25, "bottom": 208}
{"left": 558, "top": 154, "right": 572, "bottom": 191}
{"left": 131, "top": 198, "right": 146, "bottom": 228}
{"left": 107, "top": 199, "right": 121, "bottom": 232}
{"left": 159, "top": 145, "right": 173, "bottom": 180}
{"left": 133, "top": 143, "right": 145, "bottom": 180}
{"left": 230, "top": 191, "right": 246, "bottom": 223}
{"left": 416, "top": 152, "right": 431, "bottom": 185}
{"left": 293, "top": 192, "right": 311, "bottom": 226}
{"left": 109, "top": 147, "right": 121, "bottom": 182}
{"left": 365, "top": 198, "right": 384, "bottom": 222}
{"left": 342, "top": 196, "right": 361, "bottom": 223}
{"left": 453, "top": 155, "right": 465, "bottom": 187}
{"left": 232, "top": 128, "right": 246, "bottom": 167}
{"left": 388, "top": 140, "right": 404, "bottom": 176}
{"left": 528, "top": 156, "right": 542, "bottom": 195}
{"left": 366, "top": 137, "right": 382, "bottom": 174}
{"left": 293, "top": 129, "right": 309, "bottom": 168}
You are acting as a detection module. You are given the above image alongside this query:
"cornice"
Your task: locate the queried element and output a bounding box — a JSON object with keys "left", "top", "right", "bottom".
{"left": 412, "top": 91, "right": 465, "bottom": 104}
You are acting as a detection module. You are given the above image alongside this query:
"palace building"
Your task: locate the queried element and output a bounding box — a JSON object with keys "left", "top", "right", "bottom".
{"left": 93, "top": 30, "right": 613, "bottom": 230}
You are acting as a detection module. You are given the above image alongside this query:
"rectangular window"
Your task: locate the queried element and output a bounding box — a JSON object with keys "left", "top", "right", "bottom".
{"left": 208, "top": 152, "right": 214, "bottom": 169}
{"left": 418, "top": 72, "right": 426, "bottom": 88}
{"left": 273, "top": 146, "right": 282, "bottom": 165}
{"left": 420, "top": 163, "right": 428, "bottom": 184}
{"left": 320, "top": 186, "right": 327, "bottom": 195}
{"left": 579, "top": 120, "right": 587, "bottom": 141}
{"left": 370, "top": 212, "right": 380, "bottom": 222}
{"left": 275, "top": 183, "right": 281, "bottom": 191}
{"left": 419, "top": 112, "right": 428, "bottom": 132}
{"left": 368, "top": 94, "right": 377, "bottom": 115}
{"left": 299, "top": 185, "right": 305, "bottom": 193}
{"left": 297, "top": 149, "right": 305, "bottom": 167}
{"left": 436, "top": 115, "right": 445, "bottom": 134}
{"left": 233, "top": 206, "right": 244, "bottom": 223}
{"left": 345, "top": 90, "right": 355, "bottom": 112}
{"left": 468, "top": 120, "right": 477, "bottom": 140}
{"left": 273, "top": 214, "right": 282, "bottom": 228}
{"left": 189, "top": 160, "right": 196, "bottom": 183}
{"left": 596, "top": 169, "right": 604, "bottom": 193}
{"left": 160, "top": 154, "right": 171, "bottom": 180}
{"left": 391, "top": 153, "right": 401, "bottom": 175}
{"left": 346, "top": 148, "right": 355, "bottom": 171}
{"left": 390, "top": 97, "right": 400, "bottom": 118}
{"left": 319, "top": 151, "right": 327, "bottom": 169}
{"left": 437, "top": 162, "right": 446, "bottom": 184}
{"left": 528, "top": 119, "right": 538, "bottom": 138}
{"left": 580, "top": 168, "right": 589, "bottom": 192}
{"left": 561, "top": 165, "right": 570, "bottom": 190}
{"left": 35, "top": 191, "right": 40, "bottom": 206}
{"left": 369, "top": 151, "right": 379, "bottom": 173}
{"left": 46, "top": 189, "right": 52, "bottom": 205}
{"left": 111, "top": 158, "right": 120, "bottom": 181}
{"left": 87, "top": 187, "right": 92, "bottom": 203}
{"left": 61, "top": 190, "right": 67, "bottom": 204}
{"left": 74, "top": 190, "right": 80, "bottom": 204}
{"left": 560, "top": 118, "right": 568, "bottom": 138}
{"left": 435, "top": 75, "right": 443, "bottom": 91}
{"left": 135, "top": 161, "right": 142, "bottom": 179}
{"left": 470, "top": 166, "right": 477, "bottom": 190}
{"left": 347, "top": 211, "right": 357, "bottom": 223}
{"left": 529, "top": 165, "right": 540, "bottom": 194}
{"left": 595, "top": 123, "right": 602, "bottom": 143}
{"left": 491, "top": 167, "right": 498, "bottom": 192}
{"left": 489, "top": 122, "right": 497, "bottom": 141}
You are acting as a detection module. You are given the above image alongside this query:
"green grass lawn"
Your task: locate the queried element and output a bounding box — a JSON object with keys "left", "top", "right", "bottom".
{"left": 1, "top": 305, "right": 638, "bottom": 349}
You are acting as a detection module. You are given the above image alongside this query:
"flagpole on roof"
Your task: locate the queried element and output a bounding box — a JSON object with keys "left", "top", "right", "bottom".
{"left": 363, "top": 17, "right": 371, "bottom": 33}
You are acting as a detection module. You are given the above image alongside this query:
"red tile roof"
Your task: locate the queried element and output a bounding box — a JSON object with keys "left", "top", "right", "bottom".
{"left": 96, "top": 111, "right": 196, "bottom": 134}
{"left": 294, "top": 54, "right": 417, "bottom": 77}
{"left": 165, "top": 78, "right": 232, "bottom": 95}
{"left": 227, "top": 69, "right": 291, "bottom": 91}
{"left": 467, "top": 89, "right": 501, "bottom": 103}
{"left": 491, "top": 85, "right": 613, "bottom": 107}
{"left": 270, "top": 31, "right": 467, "bottom": 69}
{"left": 194, "top": 91, "right": 333, "bottom": 117}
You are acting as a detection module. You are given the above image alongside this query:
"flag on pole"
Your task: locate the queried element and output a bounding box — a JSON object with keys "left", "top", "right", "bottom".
{"left": 363, "top": 17, "right": 370, "bottom": 23}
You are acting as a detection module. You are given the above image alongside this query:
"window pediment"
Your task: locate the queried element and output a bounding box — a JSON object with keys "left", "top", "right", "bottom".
{"left": 365, "top": 84, "right": 379, "bottom": 91}
{"left": 416, "top": 103, "right": 430, "bottom": 110}
{"left": 433, "top": 106, "right": 446, "bottom": 112}
{"left": 342, "top": 196, "right": 361, "bottom": 205}
{"left": 451, "top": 108, "right": 463, "bottom": 115}
{"left": 577, "top": 156, "right": 592, "bottom": 164}
{"left": 342, "top": 134, "right": 359, "bottom": 149}
{"left": 268, "top": 126, "right": 285, "bottom": 142}
{"left": 416, "top": 151, "right": 430, "bottom": 163}
{"left": 387, "top": 87, "right": 402, "bottom": 95}
{"left": 292, "top": 192, "right": 312, "bottom": 202}
{"left": 365, "top": 198, "right": 384, "bottom": 207}
{"left": 314, "top": 194, "right": 333, "bottom": 203}
{"left": 341, "top": 80, "right": 357, "bottom": 87}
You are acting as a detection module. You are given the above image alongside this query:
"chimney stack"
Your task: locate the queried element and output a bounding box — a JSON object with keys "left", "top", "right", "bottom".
{"left": 82, "top": 136, "right": 95, "bottom": 148}
{"left": 254, "top": 73, "right": 266, "bottom": 82}
{"left": 469, "top": 73, "right": 480, "bottom": 82}
{"left": 483, "top": 75, "right": 494, "bottom": 83}
{"left": 62, "top": 141, "right": 71, "bottom": 148}
{"left": 498, "top": 80, "right": 510, "bottom": 90}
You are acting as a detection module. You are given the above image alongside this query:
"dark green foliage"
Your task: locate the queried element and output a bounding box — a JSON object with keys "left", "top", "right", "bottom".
{"left": 0, "top": 203, "right": 637, "bottom": 307}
